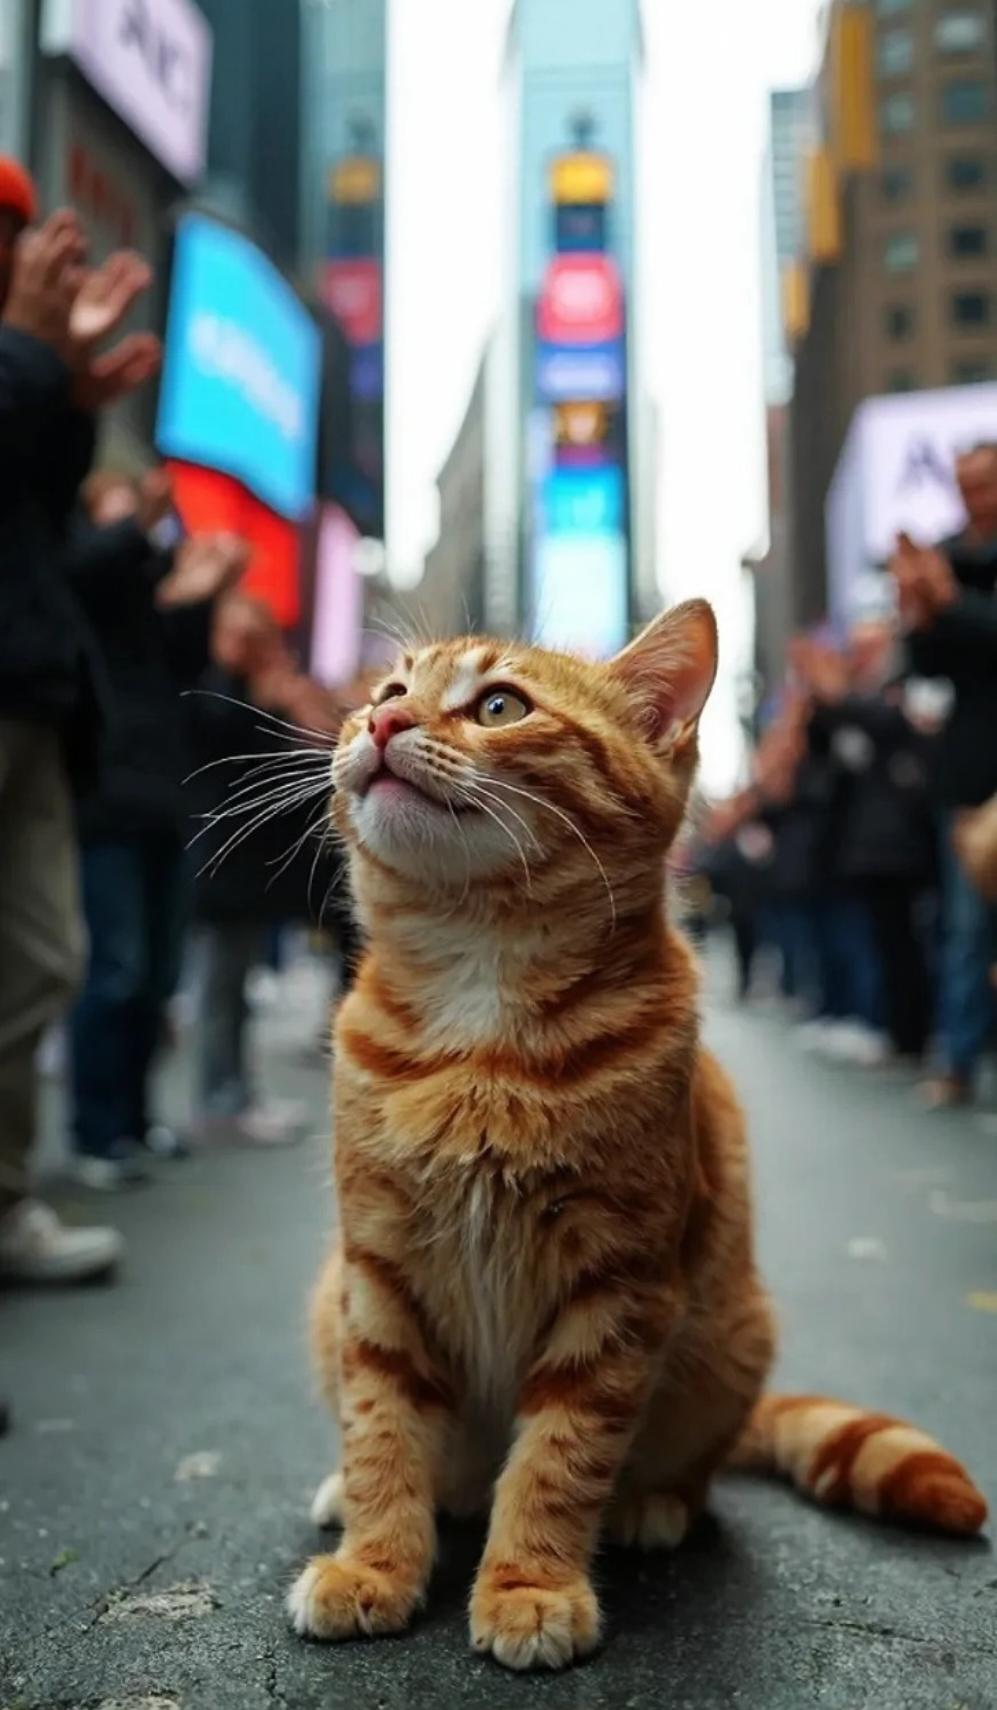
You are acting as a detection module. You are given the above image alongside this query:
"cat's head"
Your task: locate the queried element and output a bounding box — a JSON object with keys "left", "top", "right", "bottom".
{"left": 331, "top": 600, "right": 717, "bottom": 910}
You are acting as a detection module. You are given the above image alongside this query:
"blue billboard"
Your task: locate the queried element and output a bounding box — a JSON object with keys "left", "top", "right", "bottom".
{"left": 542, "top": 467, "right": 624, "bottom": 536}
{"left": 158, "top": 216, "right": 321, "bottom": 522}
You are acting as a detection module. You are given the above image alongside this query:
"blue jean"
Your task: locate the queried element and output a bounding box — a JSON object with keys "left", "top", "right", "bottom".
{"left": 771, "top": 894, "right": 881, "bottom": 1025}
{"left": 938, "top": 817, "right": 996, "bottom": 1079}
{"left": 70, "top": 835, "right": 190, "bottom": 1157}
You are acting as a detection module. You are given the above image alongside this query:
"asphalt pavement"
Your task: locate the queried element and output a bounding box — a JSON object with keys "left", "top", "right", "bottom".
{"left": 2, "top": 958, "right": 996, "bottom": 1710}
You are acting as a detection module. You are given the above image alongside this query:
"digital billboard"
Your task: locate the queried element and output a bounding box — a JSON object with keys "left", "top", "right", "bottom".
{"left": 321, "top": 120, "right": 385, "bottom": 538}
{"left": 528, "top": 122, "right": 630, "bottom": 656}
{"left": 158, "top": 215, "right": 321, "bottom": 522}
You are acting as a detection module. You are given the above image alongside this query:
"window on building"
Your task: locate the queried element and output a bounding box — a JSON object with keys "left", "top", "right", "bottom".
{"left": 881, "top": 92, "right": 915, "bottom": 133}
{"left": 886, "top": 371, "right": 916, "bottom": 393}
{"left": 885, "top": 304, "right": 915, "bottom": 341}
{"left": 952, "top": 290, "right": 991, "bottom": 326}
{"left": 936, "top": 12, "right": 987, "bottom": 54}
{"left": 949, "top": 223, "right": 988, "bottom": 258}
{"left": 878, "top": 29, "right": 914, "bottom": 75}
{"left": 951, "top": 358, "right": 993, "bottom": 384}
{"left": 946, "top": 154, "right": 988, "bottom": 191}
{"left": 882, "top": 164, "right": 914, "bottom": 201}
{"left": 884, "top": 232, "right": 919, "bottom": 272}
{"left": 941, "top": 81, "right": 990, "bottom": 124}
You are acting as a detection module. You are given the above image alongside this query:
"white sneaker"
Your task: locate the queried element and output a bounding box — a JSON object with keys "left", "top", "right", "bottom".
{"left": 0, "top": 1199, "right": 123, "bottom": 1283}
{"left": 793, "top": 1019, "right": 836, "bottom": 1054}
{"left": 193, "top": 1100, "right": 308, "bottom": 1149}
{"left": 826, "top": 1022, "right": 889, "bottom": 1068}
{"left": 69, "top": 1144, "right": 150, "bottom": 1192}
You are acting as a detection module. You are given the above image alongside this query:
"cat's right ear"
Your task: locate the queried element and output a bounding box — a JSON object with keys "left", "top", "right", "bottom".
{"left": 607, "top": 600, "right": 718, "bottom": 747}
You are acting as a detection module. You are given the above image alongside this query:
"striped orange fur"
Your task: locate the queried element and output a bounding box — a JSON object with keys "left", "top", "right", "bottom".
{"left": 286, "top": 603, "right": 987, "bottom": 1672}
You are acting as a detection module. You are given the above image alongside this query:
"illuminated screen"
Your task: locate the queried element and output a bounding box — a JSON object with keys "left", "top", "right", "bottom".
{"left": 532, "top": 533, "right": 628, "bottom": 658}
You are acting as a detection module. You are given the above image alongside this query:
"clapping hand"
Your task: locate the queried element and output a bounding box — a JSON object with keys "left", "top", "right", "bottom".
{"left": 68, "top": 250, "right": 160, "bottom": 410}
{"left": 0, "top": 210, "right": 86, "bottom": 352}
{"left": 889, "top": 532, "right": 958, "bottom": 631}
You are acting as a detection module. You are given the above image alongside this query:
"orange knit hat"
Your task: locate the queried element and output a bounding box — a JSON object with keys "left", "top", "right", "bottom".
{"left": 0, "top": 157, "right": 37, "bottom": 226}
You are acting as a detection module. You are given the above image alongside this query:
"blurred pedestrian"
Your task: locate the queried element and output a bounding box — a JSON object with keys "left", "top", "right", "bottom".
{"left": 68, "top": 469, "right": 246, "bottom": 1189}
{"left": 808, "top": 624, "right": 936, "bottom": 1065}
{"left": 893, "top": 445, "right": 997, "bottom": 1105}
{"left": 0, "top": 165, "right": 159, "bottom": 1281}
{"left": 185, "top": 597, "right": 339, "bottom": 1146}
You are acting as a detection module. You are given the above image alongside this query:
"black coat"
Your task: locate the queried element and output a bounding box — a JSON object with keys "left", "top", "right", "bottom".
{"left": 73, "top": 519, "right": 214, "bottom": 841}
{"left": 766, "top": 751, "right": 838, "bottom": 900}
{"left": 908, "top": 534, "right": 997, "bottom": 809}
{"left": 184, "top": 667, "right": 338, "bottom": 925}
{"left": 0, "top": 327, "right": 101, "bottom": 776}
{"left": 811, "top": 694, "right": 936, "bottom": 885}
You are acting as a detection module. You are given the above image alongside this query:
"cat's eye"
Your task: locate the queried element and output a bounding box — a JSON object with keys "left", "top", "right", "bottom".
{"left": 376, "top": 682, "right": 407, "bottom": 705}
{"left": 476, "top": 687, "right": 531, "bottom": 728}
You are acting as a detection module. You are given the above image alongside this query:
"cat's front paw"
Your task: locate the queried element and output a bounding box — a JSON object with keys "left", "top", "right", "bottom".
{"left": 470, "top": 1569, "right": 601, "bottom": 1671}
{"left": 288, "top": 1554, "right": 420, "bottom": 1641}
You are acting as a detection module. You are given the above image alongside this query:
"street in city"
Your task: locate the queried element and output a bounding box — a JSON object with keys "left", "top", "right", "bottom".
{"left": 3, "top": 973, "right": 996, "bottom": 1710}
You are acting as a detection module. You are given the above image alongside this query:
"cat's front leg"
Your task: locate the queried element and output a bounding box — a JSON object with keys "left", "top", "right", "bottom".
{"left": 470, "top": 1281, "right": 676, "bottom": 1671}
{"left": 288, "top": 1245, "right": 453, "bottom": 1642}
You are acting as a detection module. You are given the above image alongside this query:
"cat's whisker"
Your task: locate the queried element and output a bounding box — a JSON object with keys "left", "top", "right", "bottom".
{"left": 444, "top": 779, "right": 534, "bottom": 896}
{"left": 267, "top": 803, "right": 336, "bottom": 891}
{"left": 183, "top": 746, "right": 330, "bottom": 786}
{"left": 183, "top": 688, "right": 338, "bottom": 747}
{"left": 188, "top": 774, "right": 332, "bottom": 846}
{"left": 194, "top": 777, "right": 334, "bottom": 875}
{"left": 467, "top": 768, "right": 617, "bottom": 929}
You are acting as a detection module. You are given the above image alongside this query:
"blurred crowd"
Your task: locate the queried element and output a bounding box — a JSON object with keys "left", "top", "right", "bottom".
{"left": 690, "top": 444, "right": 997, "bottom": 1106}
{"left": 0, "top": 160, "right": 361, "bottom": 1306}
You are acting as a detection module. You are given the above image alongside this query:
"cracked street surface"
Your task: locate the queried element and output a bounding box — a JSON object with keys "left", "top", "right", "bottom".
{"left": 2, "top": 981, "right": 996, "bottom": 1709}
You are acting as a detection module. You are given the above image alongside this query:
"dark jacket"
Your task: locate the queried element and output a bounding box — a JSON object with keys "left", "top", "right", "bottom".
{"left": 0, "top": 327, "right": 101, "bottom": 775}
{"left": 811, "top": 693, "right": 936, "bottom": 884}
{"left": 907, "top": 533, "right": 997, "bottom": 809}
{"left": 766, "top": 750, "right": 838, "bottom": 900}
{"left": 184, "top": 667, "right": 336, "bottom": 925}
{"left": 73, "top": 518, "right": 214, "bottom": 841}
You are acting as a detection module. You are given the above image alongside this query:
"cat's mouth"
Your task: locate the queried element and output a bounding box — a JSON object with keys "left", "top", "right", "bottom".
{"left": 361, "top": 761, "right": 481, "bottom": 815}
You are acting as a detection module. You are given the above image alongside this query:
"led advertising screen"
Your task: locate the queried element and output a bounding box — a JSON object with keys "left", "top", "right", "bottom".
{"left": 158, "top": 215, "right": 321, "bottom": 522}
{"left": 528, "top": 126, "right": 630, "bottom": 656}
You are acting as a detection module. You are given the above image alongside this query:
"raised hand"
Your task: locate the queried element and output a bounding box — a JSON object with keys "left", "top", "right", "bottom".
{"left": 72, "top": 331, "right": 161, "bottom": 410}
{"left": 0, "top": 210, "right": 86, "bottom": 352}
{"left": 68, "top": 251, "right": 152, "bottom": 357}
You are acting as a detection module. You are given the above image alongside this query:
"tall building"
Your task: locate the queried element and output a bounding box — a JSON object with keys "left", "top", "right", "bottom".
{"left": 762, "top": 88, "right": 811, "bottom": 408}
{"left": 486, "top": 0, "right": 649, "bottom": 654}
{"left": 786, "top": 0, "right": 997, "bottom": 626}
{"left": 197, "top": 0, "right": 303, "bottom": 270}
{"left": 417, "top": 354, "right": 488, "bottom": 639}
{"left": 753, "top": 87, "right": 810, "bottom": 700}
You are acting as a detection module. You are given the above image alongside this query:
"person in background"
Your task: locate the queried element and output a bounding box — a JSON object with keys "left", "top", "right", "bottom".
{"left": 803, "top": 625, "right": 936, "bottom": 1067}
{"left": 185, "top": 596, "right": 340, "bottom": 1146}
{"left": 68, "top": 467, "right": 246, "bottom": 1189}
{"left": 892, "top": 445, "right": 997, "bottom": 1106}
{"left": 0, "top": 160, "right": 160, "bottom": 1282}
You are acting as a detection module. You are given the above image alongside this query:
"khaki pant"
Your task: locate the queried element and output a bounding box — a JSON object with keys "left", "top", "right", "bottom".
{"left": 0, "top": 720, "right": 85, "bottom": 1212}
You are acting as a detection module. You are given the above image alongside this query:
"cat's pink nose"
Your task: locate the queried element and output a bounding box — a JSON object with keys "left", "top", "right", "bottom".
{"left": 368, "top": 704, "right": 416, "bottom": 751}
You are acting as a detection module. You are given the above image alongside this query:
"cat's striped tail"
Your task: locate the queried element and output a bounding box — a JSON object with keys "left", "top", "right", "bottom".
{"left": 732, "top": 1394, "right": 987, "bottom": 1536}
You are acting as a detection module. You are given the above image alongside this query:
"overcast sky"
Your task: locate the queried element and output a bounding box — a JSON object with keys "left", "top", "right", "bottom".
{"left": 387, "top": 0, "right": 824, "bottom": 790}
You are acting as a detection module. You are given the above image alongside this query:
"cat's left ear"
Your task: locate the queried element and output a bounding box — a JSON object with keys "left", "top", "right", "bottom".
{"left": 608, "top": 600, "right": 718, "bottom": 747}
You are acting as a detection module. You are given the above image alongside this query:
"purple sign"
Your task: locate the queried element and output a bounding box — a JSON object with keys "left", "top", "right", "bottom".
{"left": 536, "top": 339, "right": 625, "bottom": 404}
{"left": 49, "top": 0, "right": 213, "bottom": 186}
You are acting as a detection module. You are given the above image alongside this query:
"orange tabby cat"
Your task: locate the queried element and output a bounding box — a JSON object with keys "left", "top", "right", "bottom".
{"left": 287, "top": 602, "right": 986, "bottom": 1672}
